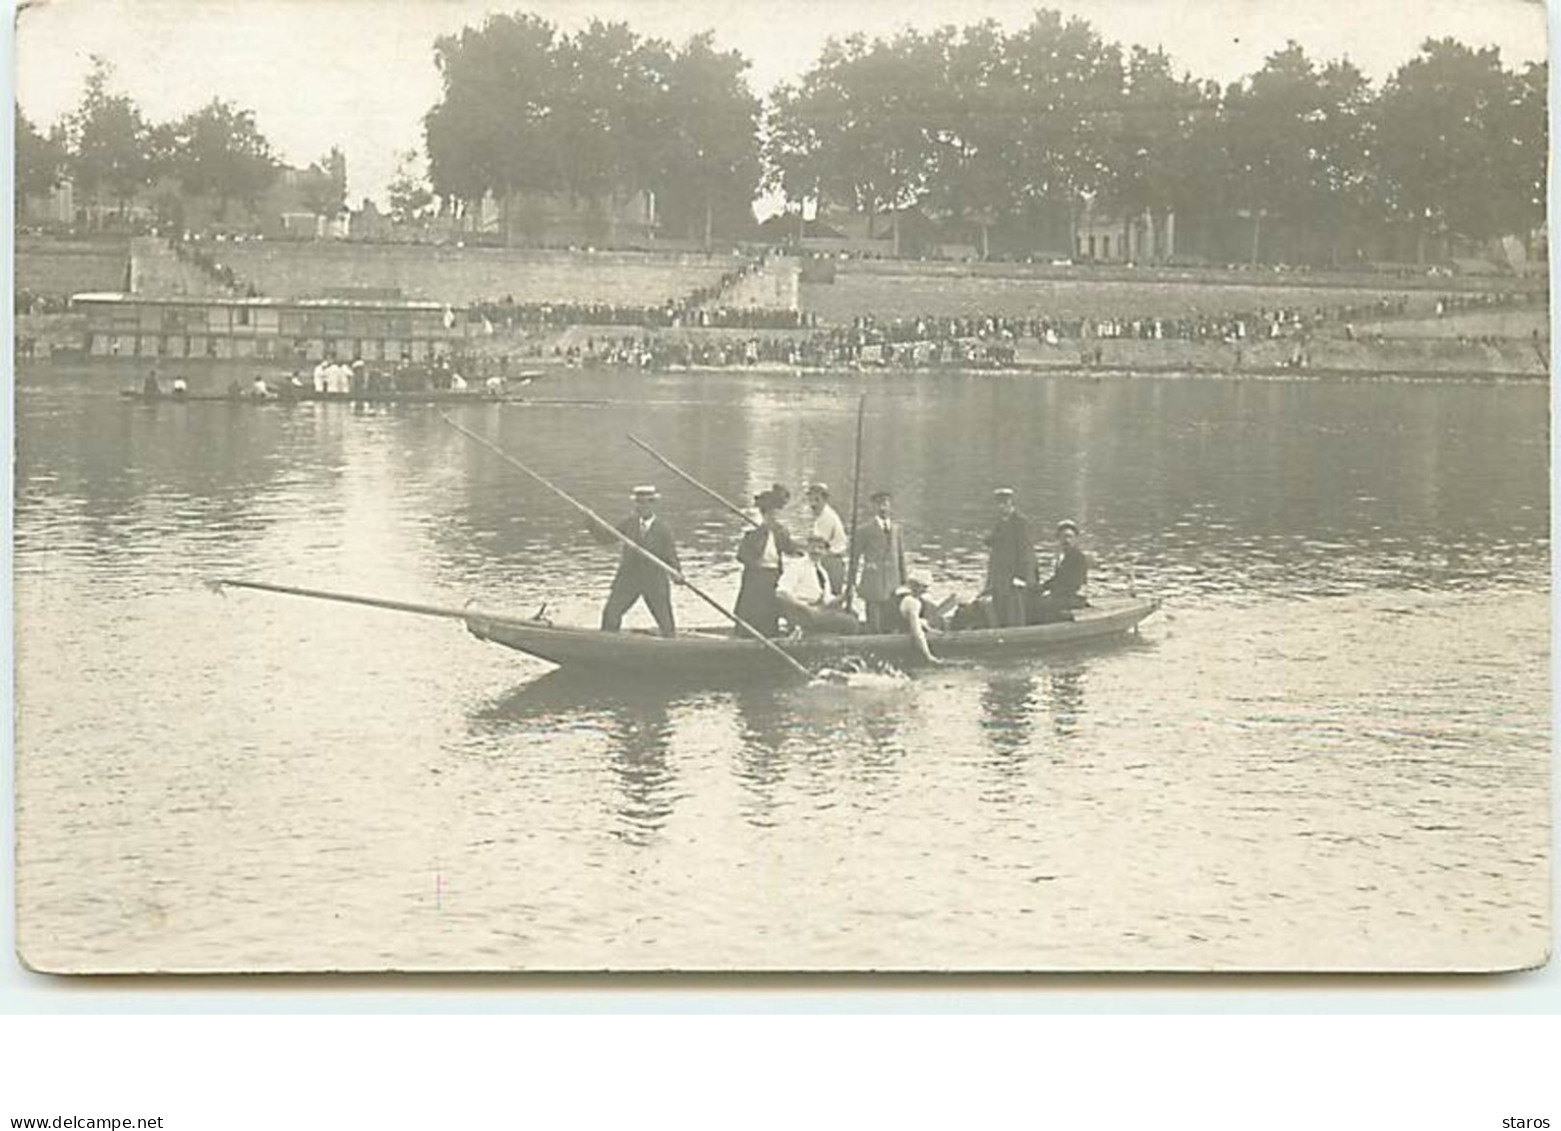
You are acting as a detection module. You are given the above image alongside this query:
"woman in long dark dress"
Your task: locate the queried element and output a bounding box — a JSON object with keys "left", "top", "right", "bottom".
{"left": 733, "top": 489, "right": 801, "bottom": 637}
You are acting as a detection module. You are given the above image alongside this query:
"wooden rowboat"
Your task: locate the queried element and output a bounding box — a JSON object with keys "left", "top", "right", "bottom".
{"left": 465, "top": 595, "right": 1160, "bottom": 678}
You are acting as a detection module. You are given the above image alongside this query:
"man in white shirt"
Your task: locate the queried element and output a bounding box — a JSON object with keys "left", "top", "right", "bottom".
{"left": 776, "top": 536, "right": 859, "bottom": 636}
{"left": 894, "top": 571, "right": 944, "bottom": 664}
{"left": 805, "top": 482, "right": 849, "bottom": 594}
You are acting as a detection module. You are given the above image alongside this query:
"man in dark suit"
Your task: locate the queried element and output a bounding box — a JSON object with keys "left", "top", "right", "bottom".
{"left": 984, "top": 487, "right": 1038, "bottom": 628}
{"left": 593, "top": 485, "right": 680, "bottom": 637}
{"left": 851, "top": 489, "right": 908, "bottom": 633}
{"left": 1031, "top": 519, "right": 1089, "bottom": 623}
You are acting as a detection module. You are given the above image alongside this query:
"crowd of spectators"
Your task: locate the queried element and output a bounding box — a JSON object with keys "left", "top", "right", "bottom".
{"left": 13, "top": 289, "right": 73, "bottom": 316}
{"left": 466, "top": 296, "right": 818, "bottom": 332}
{"left": 1432, "top": 290, "right": 1545, "bottom": 318}
{"left": 454, "top": 282, "right": 1549, "bottom": 373}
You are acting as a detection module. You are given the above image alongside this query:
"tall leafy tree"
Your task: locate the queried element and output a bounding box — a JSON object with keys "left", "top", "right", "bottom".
{"left": 657, "top": 32, "right": 762, "bottom": 246}
{"left": 764, "top": 80, "right": 831, "bottom": 231}
{"left": 14, "top": 105, "right": 66, "bottom": 210}
{"left": 163, "top": 98, "right": 278, "bottom": 219}
{"left": 387, "top": 149, "right": 435, "bottom": 227}
{"left": 425, "top": 12, "right": 563, "bottom": 233}
{"left": 1310, "top": 59, "right": 1376, "bottom": 263}
{"left": 770, "top": 31, "right": 938, "bottom": 253}
{"left": 1220, "top": 42, "right": 1376, "bottom": 263}
{"left": 555, "top": 19, "right": 662, "bottom": 213}
{"left": 919, "top": 21, "right": 1021, "bottom": 259}
{"left": 1374, "top": 38, "right": 1525, "bottom": 257}
{"left": 1005, "top": 11, "right": 1122, "bottom": 216}
{"left": 1097, "top": 47, "right": 1219, "bottom": 259}
{"left": 1495, "top": 58, "right": 1547, "bottom": 250}
{"left": 63, "top": 56, "right": 152, "bottom": 222}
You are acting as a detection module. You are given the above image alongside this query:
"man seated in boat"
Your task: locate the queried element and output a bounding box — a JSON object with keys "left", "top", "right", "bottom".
{"left": 775, "top": 536, "right": 860, "bottom": 638}
{"left": 170, "top": 375, "right": 188, "bottom": 397}
{"left": 893, "top": 571, "right": 946, "bottom": 665}
{"left": 250, "top": 374, "right": 275, "bottom": 399}
{"left": 589, "top": 484, "right": 680, "bottom": 637}
{"left": 1028, "top": 520, "right": 1089, "bottom": 624}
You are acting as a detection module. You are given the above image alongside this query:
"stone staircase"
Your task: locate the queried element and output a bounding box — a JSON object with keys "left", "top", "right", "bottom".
{"left": 127, "top": 236, "right": 226, "bottom": 297}
{"left": 700, "top": 257, "right": 801, "bottom": 313}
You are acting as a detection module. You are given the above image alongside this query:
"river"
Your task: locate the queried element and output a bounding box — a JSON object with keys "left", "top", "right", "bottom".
{"left": 12, "top": 365, "right": 1550, "bottom": 971}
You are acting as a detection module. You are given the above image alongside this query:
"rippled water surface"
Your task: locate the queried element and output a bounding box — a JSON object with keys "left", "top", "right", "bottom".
{"left": 13, "top": 366, "right": 1551, "bottom": 971}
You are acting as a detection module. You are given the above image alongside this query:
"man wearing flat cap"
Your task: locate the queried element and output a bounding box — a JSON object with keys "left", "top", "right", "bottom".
{"left": 591, "top": 484, "right": 680, "bottom": 637}
{"left": 851, "top": 489, "right": 907, "bottom": 633}
{"left": 1032, "top": 519, "right": 1089, "bottom": 623}
{"left": 984, "top": 487, "right": 1038, "bottom": 628}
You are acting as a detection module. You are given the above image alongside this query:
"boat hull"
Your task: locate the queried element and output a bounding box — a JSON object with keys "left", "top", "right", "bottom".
{"left": 465, "top": 596, "right": 1159, "bottom": 678}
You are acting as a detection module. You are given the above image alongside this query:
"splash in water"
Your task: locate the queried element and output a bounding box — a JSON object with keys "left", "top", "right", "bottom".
{"left": 809, "top": 655, "right": 910, "bottom": 689}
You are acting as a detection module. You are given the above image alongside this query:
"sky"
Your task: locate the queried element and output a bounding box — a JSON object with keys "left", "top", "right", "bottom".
{"left": 13, "top": 0, "right": 1550, "bottom": 211}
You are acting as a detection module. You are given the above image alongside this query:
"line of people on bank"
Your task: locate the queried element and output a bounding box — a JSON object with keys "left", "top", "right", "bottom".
{"left": 466, "top": 298, "right": 816, "bottom": 333}
{"left": 586, "top": 481, "right": 1089, "bottom": 663}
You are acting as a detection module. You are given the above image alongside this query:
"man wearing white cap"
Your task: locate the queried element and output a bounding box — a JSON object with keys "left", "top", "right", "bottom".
{"left": 893, "top": 571, "right": 944, "bottom": 665}
{"left": 804, "top": 482, "right": 849, "bottom": 594}
{"left": 984, "top": 487, "right": 1037, "bottom": 628}
{"left": 591, "top": 485, "right": 680, "bottom": 637}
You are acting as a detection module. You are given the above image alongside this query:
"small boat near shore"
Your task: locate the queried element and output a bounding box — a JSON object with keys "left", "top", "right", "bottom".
{"left": 466, "top": 595, "right": 1160, "bottom": 678}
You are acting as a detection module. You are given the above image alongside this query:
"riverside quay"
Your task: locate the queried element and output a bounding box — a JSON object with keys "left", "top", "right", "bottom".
{"left": 71, "top": 292, "right": 472, "bottom": 361}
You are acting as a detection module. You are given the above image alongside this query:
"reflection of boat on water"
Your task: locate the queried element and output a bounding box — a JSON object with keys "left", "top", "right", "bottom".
{"left": 466, "top": 596, "right": 1160, "bottom": 680}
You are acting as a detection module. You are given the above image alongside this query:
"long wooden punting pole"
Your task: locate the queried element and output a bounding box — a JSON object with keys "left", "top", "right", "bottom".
{"left": 210, "top": 579, "right": 505, "bottom": 623}
{"left": 440, "top": 415, "right": 811, "bottom": 679}
{"left": 626, "top": 433, "right": 757, "bottom": 527}
{"left": 842, "top": 393, "right": 867, "bottom": 610}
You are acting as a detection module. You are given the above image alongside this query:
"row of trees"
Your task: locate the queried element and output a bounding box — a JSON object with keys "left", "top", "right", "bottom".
{"left": 15, "top": 56, "right": 347, "bottom": 231}
{"left": 423, "top": 14, "right": 760, "bottom": 245}
{"left": 765, "top": 15, "right": 1546, "bottom": 261}
{"left": 17, "top": 15, "right": 1547, "bottom": 262}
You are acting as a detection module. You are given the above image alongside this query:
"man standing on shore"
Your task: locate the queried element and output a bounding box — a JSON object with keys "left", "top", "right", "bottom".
{"left": 852, "top": 489, "right": 907, "bottom": 633}
{"left": 805, "top": 482, "right": 849, "bottom": 594}
{"left": 984, "top": 487, "right": 1037, "bottom": 628}
{"left": 591, "top": 485, "right": 680, "bottom": 637}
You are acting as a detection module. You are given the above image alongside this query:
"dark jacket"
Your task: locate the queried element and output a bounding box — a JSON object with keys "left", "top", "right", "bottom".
{"left": 1038, "top": 544, "right": 1088, "bottom": 603}
{"left": 593, "top": 514, "right": 679, "bottom": 585}
{"left": 736, "top": 523, "right": 800, "bottom": 569}
{"left": 984, "top": 511, "right": 1038, "bottom": 591}
{"left": 851, "top": 519, "right": 907, "bottom": 603}
{"left": 734, "top": 523, "right": 800, "bottom": 636}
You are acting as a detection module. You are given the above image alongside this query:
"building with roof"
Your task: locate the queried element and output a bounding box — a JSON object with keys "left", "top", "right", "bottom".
{"left": 71, "top": 292, "right": 471, "bottom": 362}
